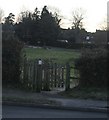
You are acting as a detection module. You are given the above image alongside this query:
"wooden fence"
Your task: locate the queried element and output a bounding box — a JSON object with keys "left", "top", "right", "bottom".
{"left": 20, "top": 58, "right": 79, "bottom": 92}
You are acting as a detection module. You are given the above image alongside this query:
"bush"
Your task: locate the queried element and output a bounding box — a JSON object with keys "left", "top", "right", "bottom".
{"left": 2, "top": 31, "right": 24, "bottom": 87}
{"left": 75, "top": 48, "right": 107, "bottom": 88}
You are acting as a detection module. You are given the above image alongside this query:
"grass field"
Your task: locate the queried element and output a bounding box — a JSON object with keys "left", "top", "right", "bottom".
{"left": 22, "top": 46, "right": 81, "bottom": 64}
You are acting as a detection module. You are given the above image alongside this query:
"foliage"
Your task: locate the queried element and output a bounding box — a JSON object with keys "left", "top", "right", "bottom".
{"left": 2, "top": 30, "right": 23, "bottom": 86}
{"left": 40, "top": 6, "right": 61, "bottom": 46}
{"left": 75, "top": 48, "right": 107, "bottom": 88}
{"left": 15, "top": 6, "right": 61, "bottom": 46}
{"left": 59, "top": 87, "right": 107, "bottom": 100}
{"left": 15, "top": 9, "right": 40, "bottom": 44}
{"left": 4, "top": 13, "right": 15, "bottom": 24}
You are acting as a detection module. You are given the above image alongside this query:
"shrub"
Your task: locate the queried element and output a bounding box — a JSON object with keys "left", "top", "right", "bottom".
{"left": 2, "top": 31, "right": 23, "bottom": 87}
{"left": 75, "top": 48, "right": 107, "bottom": 88}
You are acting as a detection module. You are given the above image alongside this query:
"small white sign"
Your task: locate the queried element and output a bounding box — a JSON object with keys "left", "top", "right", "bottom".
{"left": 38, "top": 60, "right": 42, "bottom": 65}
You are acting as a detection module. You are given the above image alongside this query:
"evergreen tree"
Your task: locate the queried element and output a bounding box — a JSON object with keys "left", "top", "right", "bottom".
{"left": 40, "top": 6, "right": 61, "bottom": 46}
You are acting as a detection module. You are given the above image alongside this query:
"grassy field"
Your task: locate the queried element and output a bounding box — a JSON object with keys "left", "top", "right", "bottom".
{"left": 22, "top": 46, "right": 81, "bottom": 64}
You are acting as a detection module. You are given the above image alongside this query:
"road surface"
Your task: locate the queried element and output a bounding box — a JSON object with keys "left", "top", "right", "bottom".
{"left": 2, "top": 105, "right": 107, "bottom": 118}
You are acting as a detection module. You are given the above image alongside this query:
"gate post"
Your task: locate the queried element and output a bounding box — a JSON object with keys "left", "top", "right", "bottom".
{"left": 23, "top": 57, "right": 28, "bottom": 88}
{"left": 36, "top": 59, "right": 43, "bottom": 92}
{"left": 54, "top": 63, "right": 57, "bottom": 87}
{"left": 65, "top": 62, "right": 70, "bottom": 91}
{"left": 43, "top": 60, "right": 50, "bottom": 91}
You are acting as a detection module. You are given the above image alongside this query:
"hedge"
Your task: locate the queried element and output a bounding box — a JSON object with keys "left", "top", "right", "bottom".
{"left": 2, "top": 31, "right": 23, "bottom": 86}
{"left": 75, "top": 48, "right": 107, "bottom": 88}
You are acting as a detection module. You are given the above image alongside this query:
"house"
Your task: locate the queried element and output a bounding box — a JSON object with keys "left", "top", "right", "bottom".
{"left": 93, "top": 30, "right": 107, "bottom": 45}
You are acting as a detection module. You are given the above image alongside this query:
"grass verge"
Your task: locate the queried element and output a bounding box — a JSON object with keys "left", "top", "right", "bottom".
{"left": 2, "top": 96, "right": 60, "bottom": 106}
{"left": 2, "top": 87, "right": 61, "bottom": 106}
{"left": 59, "top": 87, "right": 107, "bottom": 101}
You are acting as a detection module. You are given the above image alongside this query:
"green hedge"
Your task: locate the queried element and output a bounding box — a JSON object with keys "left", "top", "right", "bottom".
{"left": 2, "top": 32, "right": 23, "bottom": 86}
{"left": 75, "top": 48, "right": 107, "bottom": 88}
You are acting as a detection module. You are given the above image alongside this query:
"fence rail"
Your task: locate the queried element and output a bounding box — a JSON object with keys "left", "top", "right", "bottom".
{"left": 20, "top": 58, "right": 79, "bottom": 92}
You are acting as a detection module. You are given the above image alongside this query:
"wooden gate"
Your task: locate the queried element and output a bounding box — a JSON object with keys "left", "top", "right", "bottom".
{"left": 20, "top": 58, "right": 79, "bottom": 92}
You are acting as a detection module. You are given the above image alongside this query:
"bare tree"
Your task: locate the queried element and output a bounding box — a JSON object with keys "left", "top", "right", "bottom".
{"left": 71, "top": 8, "right": 85, "bottom": 30}
{"left": 98, "top": 17, "right": 107, "bottom": 31}
{"left": 17, "top": 10, "right": 32, "bottom": 23}
{"left": 0, "top": 8, "right": 4, "bottom": 23}
{"left": 107, "top": 22, "right": 109, "bottom": 31}
{"left": 70, "top": 8, "right": 86, "bottom": 43}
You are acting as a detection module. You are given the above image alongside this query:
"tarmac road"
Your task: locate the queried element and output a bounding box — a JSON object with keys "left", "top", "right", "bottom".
{"left": 2, "top": 105, "right": 108, "bottom": 118}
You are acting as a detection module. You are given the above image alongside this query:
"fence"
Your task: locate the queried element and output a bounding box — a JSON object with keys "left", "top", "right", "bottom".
{"left": 20, "top": 58, "right": 79, "bottom": 92}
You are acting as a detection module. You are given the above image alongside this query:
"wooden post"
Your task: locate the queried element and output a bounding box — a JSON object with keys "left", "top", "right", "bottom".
{"left": 65, "top": 63, "right": 70, "bottom": 91}
{"left": 23, "top": 58, "right": 28, "bottom": 89}
{"left": 54, "top": 63, "right": 57, "bottom": 87}
{"left": 36, "top": 59, "right": 42, "bottom": 92}
{"left": 58, "top": 65, "right": 61, "bottom": 87}
{"left": 32, "top": 60, "right": 36, "bottom": 92}
{"left": 27, "top": 61, "right": 31, "bottom": 89}
{"left": 43, "top": 60, "right": 50, "bottom": 91}
{"left": 35, "top": 60, "right": 39, "bottom": 91}
{"left": 61, "top": 66, "right": 64, "bottom": 88}
{"left": 23, "top": 57, "right": 26, "bottom": 84}
{"left": 50, "top": 62, "right": 53, "bottom": 88}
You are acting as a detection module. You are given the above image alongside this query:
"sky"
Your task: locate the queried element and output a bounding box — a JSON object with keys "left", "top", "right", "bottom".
{"left": 0, "top": 0, "right": 108, "bottom": 32}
